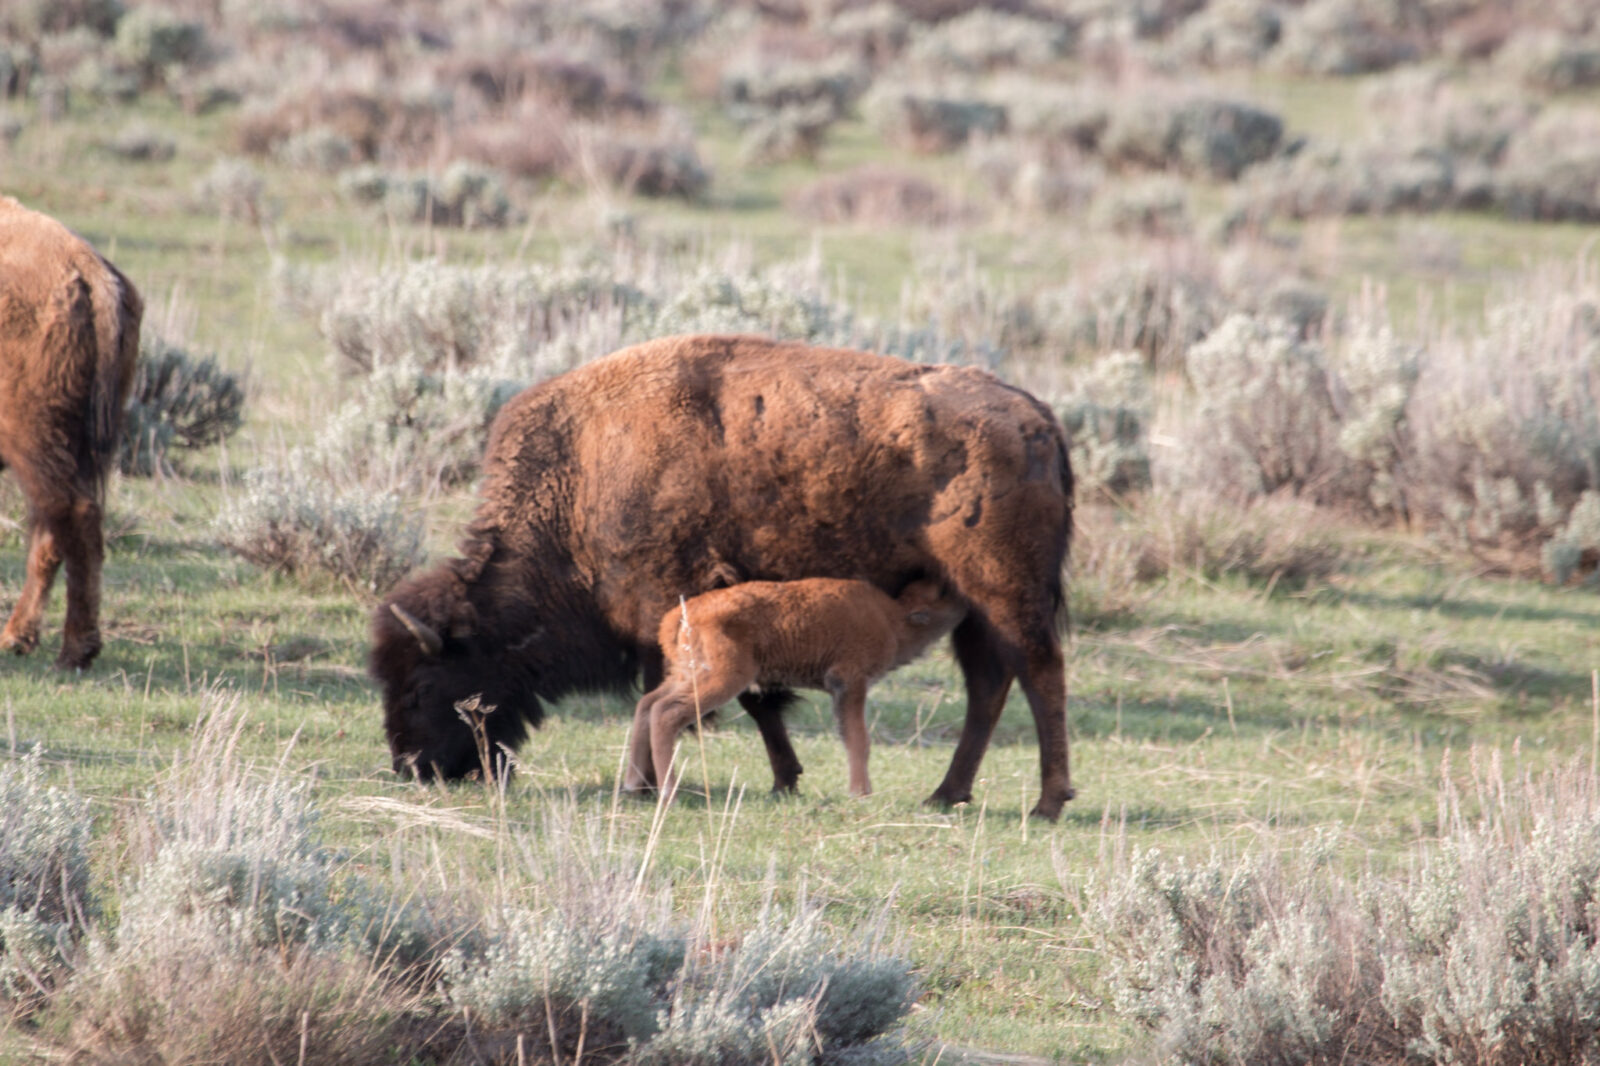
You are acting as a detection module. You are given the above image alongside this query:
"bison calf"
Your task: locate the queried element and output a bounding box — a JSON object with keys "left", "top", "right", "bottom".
{"left": 0, "top": 197, "right": 141, "bottom": 670}
{"left": 632, "top": 577, "right": 965, "bottom": 803}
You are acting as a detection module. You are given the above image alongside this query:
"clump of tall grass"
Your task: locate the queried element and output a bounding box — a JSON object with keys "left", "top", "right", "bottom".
{"left": 17, "top": 690, "right": 920, "bottom": 1064}
{"left": 1080, "top": 758, "right": 1600, "bottom": 1066}
{"left": 55, "top": 691, "right": 453, "bottom": 1064}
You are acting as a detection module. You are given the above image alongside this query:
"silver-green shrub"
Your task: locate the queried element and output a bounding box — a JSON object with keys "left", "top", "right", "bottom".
{"left": 275, "top": 126, "right": 354, "bottom": 173}
{"left": 1091, "top": 175, "right": 1190, "bottom": 236}
{"left": 1402, "top": 284, "right": 1600, "bottom": 547}
{"left": 1101, "top": 95, "right": 1283, "bottom": 180}
{"left": 0, "top": 751, "right": 93, "bottom": 1003}
{"left": 633, "top": 902, "right": 914, "bottom": 1066}
{"left": 213, "top": 454, "right": 425, "bottom": 593}
{"left": 100, "top": 121, "right": 175, "bottom": 161}
{"left": 1085, "top": 766, "right": 1600, "bottom": 1066}
{"left": 444, "top": 907, "right": 684, "bottom": 1052}
{"left": 719, "top": 48, "right": 866, "bottom": 127}
{"left": 1054, "top": 350, "right": 1153, "bottom": 497}
{"left": 316, "top": 362, "right": 521, "bottom": 489}
{"left": 1329, "top": 316, "right": 1421, "bottom": 515}
{"left": 112, "top": 4, "right": 205, "bottom": 89}
{"left": 120, "top": 334, "right": 247, "bottom": 476}
{"left": 0, "top": 751, "right": 92, "bottom": 926}
{"left": 1172, "top": 313, "right": 1349, "bottom": 501}
{"left": 1164, "top": 0, "right": 1284, "bottom": 68}
{"left": 1080, "top": 838, "right": 1380, "bottom": 1063}
{"left": 1542, "top": 490, "right": 1600, "bottom": 585}
{"left": 335, "top": 161, "right": 514, "bottom": 228}
{"left": 1036, "top": 259, "right": 1224, "bottom": 369}
{"left": 1273, "top": 0, "right": 1420, "bottom": 75}
{"left": 905, "top": 9, "right": 1074, "bottom": 72}
{"left": 1500, "top": 29, "right": 1600, "bottom": 91}
{"left": 863, "top": 81, "right": 1007, "bottom": 153}
{"left": 194, "top": 156, "right": 265, "bottom": 222}
{"left": 315, "top": 260, "right": 651, "bottom": 376}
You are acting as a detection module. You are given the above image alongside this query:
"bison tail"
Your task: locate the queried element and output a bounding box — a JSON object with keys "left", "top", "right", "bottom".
{"left": 1050, "top": 411, "right": 1074, "bottom": 639}
{"left": 87, "top": 260, "right": 143, "bottom": 498}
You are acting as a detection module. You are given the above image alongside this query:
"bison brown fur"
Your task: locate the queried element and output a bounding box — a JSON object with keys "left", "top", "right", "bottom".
{"left": 638, "top": 577, "right": 967, "bottom": 803}
{"left": 0, "top": 197, "right": 141, "bottom": 670}
{"left": 371, "top": 335, "right": 1076, "bottom": 819}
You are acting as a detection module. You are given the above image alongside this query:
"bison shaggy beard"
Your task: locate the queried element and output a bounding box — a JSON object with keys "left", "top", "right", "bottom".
{"left": 370, "top": 334, "right": 1075, "bottom": 818}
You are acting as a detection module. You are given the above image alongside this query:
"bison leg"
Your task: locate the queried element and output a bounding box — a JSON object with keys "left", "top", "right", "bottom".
{"left": 54, "top": 494, "right": 105, "bottom": 670}
{"left": 1015, "top": 638, "right": 1073, "bottom": 820}
{"left": 825, "top": 671, "right": 873, "bottom": 797}
{"left": 927, "top": 613, "right": 1015, "bottom": 810}
{"left": 0, "top": 509, "right": 61, "bottom": 657}
{"left": 738, "top": 689, "right": 804, "bottom": 793}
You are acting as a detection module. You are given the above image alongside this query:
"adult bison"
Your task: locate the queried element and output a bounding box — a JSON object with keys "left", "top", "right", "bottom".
{"left": 371, "top": 334, "right": 1077, "bottom": 819}
{"left": 0, "top": 196, "right": 142, "bottom": 670}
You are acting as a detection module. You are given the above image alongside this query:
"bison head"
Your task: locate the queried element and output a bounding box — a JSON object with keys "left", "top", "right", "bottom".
{"left": 370, "top": 566, "right": 542, "bottom": 781}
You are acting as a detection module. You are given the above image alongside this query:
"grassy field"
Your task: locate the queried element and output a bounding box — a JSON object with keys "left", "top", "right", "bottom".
{"left": 4, "top": 3, "right": 1600, "bottom": 1062}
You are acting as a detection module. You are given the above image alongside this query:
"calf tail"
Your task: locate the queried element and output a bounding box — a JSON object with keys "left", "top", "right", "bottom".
{"left": 87, "top": 259, "right": 142, "bottom": 498}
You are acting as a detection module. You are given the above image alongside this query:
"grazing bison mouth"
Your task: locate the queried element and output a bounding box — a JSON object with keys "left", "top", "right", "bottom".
{"left": 375, "top": 602, "right": 542, "bottom": 782}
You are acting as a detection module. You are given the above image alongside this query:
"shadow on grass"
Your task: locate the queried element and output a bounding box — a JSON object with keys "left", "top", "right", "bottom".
{"left": 1341, "top": 587, "right": 1600, "bottom": 628}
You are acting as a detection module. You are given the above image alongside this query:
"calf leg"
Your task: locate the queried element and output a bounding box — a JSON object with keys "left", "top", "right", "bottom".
{"left": 625, "top": 687, "right": 664, "bottom": 792}
{"left": 825, "top": 671, "right": 873, "bottom": 797}
{"left": 649, "top": 674, "right": 744, "bottom": 804}
{"left": 624, "top": 649, "right": 667, "bottom": 792}
{"left": 927, "top": 614, "right": 1014, "bottom": 809}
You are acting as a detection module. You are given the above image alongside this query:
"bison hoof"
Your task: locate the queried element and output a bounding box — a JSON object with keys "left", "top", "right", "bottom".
{"left": 53, "top": 632, "right": 101, "bottom": 672}
{"left": 1028, "top": 786, "right": 1076, "bottom": 823}
{"left": 0, "top": 628, "right": 38, "bottom": 656}
{"left": 923, "top": 788, "right": 971, "bottom": 810}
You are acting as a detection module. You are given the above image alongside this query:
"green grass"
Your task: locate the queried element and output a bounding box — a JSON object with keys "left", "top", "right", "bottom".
{"left": 4, "top": 55, "right": 1600, "bottom": 1063}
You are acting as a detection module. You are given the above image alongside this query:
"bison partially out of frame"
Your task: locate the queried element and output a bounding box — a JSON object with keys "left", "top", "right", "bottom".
{"left": 372, "top": 334, "right": 1077, "bottom": 819}
{"left": 638, "top": 576, "right": 968, "bottom": 804}
{"left": 0, "top": 197, "right": 141, "bottom": 670}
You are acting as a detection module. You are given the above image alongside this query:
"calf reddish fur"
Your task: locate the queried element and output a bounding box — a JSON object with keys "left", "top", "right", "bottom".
{"left": 0, "top": 197, "right": 141, "bottom": 669}
{"left": 638, "top": 577, "right": 967, "bottom": 803}
{"left": 371, "top": 335, "right": 1076, "bottom": 818}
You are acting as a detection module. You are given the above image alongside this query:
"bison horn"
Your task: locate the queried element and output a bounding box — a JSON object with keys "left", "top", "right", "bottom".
{"left": 390, "top": 603, "right": 444, "bottom": 657}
